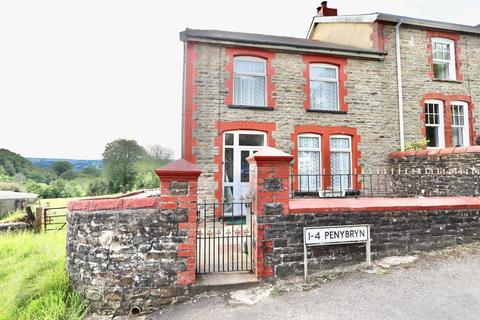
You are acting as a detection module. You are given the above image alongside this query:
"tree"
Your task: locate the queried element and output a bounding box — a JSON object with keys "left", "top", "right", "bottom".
{"left": 50, "top": 161, "right": 74, "bottom": 176}
{"left": 147, "top": 145, "right": 174, "bottom": 161}
{"left": 81, "top": 166, "right": 102, "bottom": 177}
{"left": 103, "top": 139, "right": 146, "bottom": 193}
{"left": 60, "top": 170, "right": 77, "bottom": 180}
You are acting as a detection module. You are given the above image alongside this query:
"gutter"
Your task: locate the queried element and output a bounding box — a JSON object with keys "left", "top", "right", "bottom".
{"left": 395, "top": 20, "right": 405, "bottom": 151}
{"left": 182, "top": 37, "right": 386, "bottom": 60}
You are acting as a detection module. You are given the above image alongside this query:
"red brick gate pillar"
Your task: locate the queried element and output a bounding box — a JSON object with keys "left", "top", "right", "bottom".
{"left": 155, "top": 159, "right": 201, "bottom": 285}
{"left": 247, "top": 147, "right": 293, "bottom": 278}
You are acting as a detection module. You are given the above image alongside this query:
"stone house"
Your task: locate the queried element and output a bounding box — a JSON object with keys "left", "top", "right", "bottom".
{"left": 179, "top": 2, "right": 480, "bottom": 203}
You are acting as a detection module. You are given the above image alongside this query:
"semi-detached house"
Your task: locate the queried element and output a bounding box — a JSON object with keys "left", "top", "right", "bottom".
{"left": 179, "top": 2, "right": 480, "bottom": 204}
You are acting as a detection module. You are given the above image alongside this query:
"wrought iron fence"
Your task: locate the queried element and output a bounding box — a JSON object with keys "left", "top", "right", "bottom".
{"left": 290, "top": 170, "right": 480, "bottom": 198}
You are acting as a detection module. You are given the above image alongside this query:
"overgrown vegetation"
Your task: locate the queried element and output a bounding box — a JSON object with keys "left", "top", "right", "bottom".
{"left": 0, "top": 210, "right": 25, "bottom": 223}
{"left": 0, "top": 231, "right": 88, "bottom": 319}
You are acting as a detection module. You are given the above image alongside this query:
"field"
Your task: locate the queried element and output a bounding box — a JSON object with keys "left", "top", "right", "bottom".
{"left": 0, "top": 231, "right": 87, "bottom": 320}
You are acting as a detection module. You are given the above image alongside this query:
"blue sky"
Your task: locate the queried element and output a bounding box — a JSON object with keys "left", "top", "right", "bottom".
{"left": 1, "top": 0, "right": 478, "bottom": 159}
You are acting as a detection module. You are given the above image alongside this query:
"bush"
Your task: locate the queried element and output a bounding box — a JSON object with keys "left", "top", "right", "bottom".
{"left": 87, "top": 179, "right": 108, "bottom": 197}
{"left": 404, "top": 139, "right": 428, "bottom": 151}
{"left": 0, "top": 231, "right": 88, "bottom": 319}
{"left": 80, "top": 166, "right": 102, "bottom": 177}
{"left": 0, "top": 182, "right": 23, "bottom": 192}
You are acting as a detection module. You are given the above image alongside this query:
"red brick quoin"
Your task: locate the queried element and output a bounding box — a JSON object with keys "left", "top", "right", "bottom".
{"left": 155, "top": 159, "right": 201, "bottom": 285}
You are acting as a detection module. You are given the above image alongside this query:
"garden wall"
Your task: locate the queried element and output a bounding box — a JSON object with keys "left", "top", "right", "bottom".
{"left": 388, "top": 147, "right": 480, "bottom": 196}
{"left": 66, "top": 201, "right": 191, "bottom": 315}
{"left": 258, "top": 205, "right": 480, "bottom": 279}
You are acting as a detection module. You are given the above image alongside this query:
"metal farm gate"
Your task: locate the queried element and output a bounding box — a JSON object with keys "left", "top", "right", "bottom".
{"left": 196, "top": 201, "right": 254, "bottom": 274}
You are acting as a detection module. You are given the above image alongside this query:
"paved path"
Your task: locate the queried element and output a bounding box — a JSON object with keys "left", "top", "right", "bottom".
{"left": 150, "top": 247, "right": 480, "bottom": 320}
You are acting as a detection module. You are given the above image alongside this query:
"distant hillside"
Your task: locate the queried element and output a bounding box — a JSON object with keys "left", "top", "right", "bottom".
{"left": 28, "top": 158, "right": 103, "bottom": 172}
{"left": 0, "top": 149, "right": 33, "bottom": 176}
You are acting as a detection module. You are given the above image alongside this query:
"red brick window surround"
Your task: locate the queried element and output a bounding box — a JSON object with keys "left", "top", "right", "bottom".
{"left": 420, "top": 93, "right": 475, "bottom": 148}
{"left": 427, "top": 31, "right": 463, "bottom": 81}
{"left": 303, "top": 55, "right": 348, "bottom": 113}
{"left": 225, "top": 48, "right": 276, "bottom": 109}
{"left": 290, "top": 125, "right": 361, "bottom": 191}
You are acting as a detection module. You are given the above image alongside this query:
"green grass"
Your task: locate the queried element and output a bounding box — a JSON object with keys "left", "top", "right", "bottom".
{"left": 0, "top": 231, "right": 88, "bottom": 320}
{"left": 0, "top": 211, "right": 25, "bottom": 224}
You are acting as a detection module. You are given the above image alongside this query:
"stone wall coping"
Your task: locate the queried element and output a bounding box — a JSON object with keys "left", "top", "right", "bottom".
{"left": 68, "top": 197, "right": 159, "bottom": 211}
{"left": 155, "top": 159, "right": 201, "bottom": 180}
{"left": 389, "top": 146, "right": 480, "bottom": 158}
{"left": 289, "top": 196, "right": 480, "bottom": 214}
{"left": 246, "top": 146, "right": 294, "bottom": 163}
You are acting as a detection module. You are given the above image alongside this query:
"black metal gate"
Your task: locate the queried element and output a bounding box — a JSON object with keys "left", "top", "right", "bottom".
{"left": 196, "top": 201, "right": 253, "bottom": 274}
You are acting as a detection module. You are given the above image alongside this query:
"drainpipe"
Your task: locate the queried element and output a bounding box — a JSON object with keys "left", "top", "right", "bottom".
{"left": 181, "top": 42, "right": 187, "bottom": 158}
{"left": 395, "top": 20, "right": 405, "bottom": 151}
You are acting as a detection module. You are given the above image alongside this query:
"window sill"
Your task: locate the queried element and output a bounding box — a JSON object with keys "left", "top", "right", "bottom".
{"left": 228, "top": 105, "right": 274, "bottom": 110}
{"left": 306, "top": 109, "right": 347, "bottom": 114}
{"left": 432, "top": 78, "right": 462, "bottom": 83}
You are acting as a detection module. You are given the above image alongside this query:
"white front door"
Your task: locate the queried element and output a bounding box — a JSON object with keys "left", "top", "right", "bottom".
{"left": 223, "top": 131, "right": 266, "bottom": 216}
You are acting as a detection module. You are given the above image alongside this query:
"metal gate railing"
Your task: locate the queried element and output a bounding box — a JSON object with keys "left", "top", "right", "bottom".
{"left": 43, "top": 207, "right": 67, "bottom": 232}
{"left": 196, "top": 201, "right": 253, "bottom": 274}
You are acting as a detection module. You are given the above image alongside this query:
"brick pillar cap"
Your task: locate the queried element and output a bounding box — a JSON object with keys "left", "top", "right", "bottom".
{"left": 247, "top": 146, "right": 294, "bottom": 163}
{"left": 155, "top": 159, "right": 201, "bottom": 180}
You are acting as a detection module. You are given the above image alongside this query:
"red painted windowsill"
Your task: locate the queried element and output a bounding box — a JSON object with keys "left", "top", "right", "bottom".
{"left": 289, "top": 196, "right": 480, "bottom": 214}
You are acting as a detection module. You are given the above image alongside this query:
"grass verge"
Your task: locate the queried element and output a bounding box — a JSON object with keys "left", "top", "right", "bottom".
{"left": 0, "top": 231, "right": 88, "bottom": 320}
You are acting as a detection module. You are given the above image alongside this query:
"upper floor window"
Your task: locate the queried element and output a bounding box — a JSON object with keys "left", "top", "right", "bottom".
{"left": 424, "top": 100, "right": 445, "bottom": 148}
{"left": 233, "top": 57, "right": 266, "bottom": 107}
{"left": 309, "top": 64, "right": 339, "bottom": 111}
{"left": 432, "top": 38, "right": 456, "bottom": 81}
{"left": 451, "top": 101, "right": 469, "bottom": 147}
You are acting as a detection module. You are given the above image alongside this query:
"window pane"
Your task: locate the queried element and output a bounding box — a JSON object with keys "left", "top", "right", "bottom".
{"left": 426, "top": 126, "right": 439, "bottom": 147}
{"left": 234, "top": 75, "right": 265, "bottom": 106}
{"left": 433, "top": 63, "right": 449, "bottom": 80}
{"left": 234, "top": 59, "right": 265, "bottom": 74}
{"left": 310, "top": 66, "right": 337, "bottom": 79}
{"left": 330, "top": 151, "right": 351, "bottom": 189}
{"left": 452, "top": 127, "right": 464, "bottom": 147}
{"left": 225, "top": 133, "right": 234, "bottom": 146}
{"left": 239, "top": 134, "right": 264, "bottom": 146}
{"left": 451, "top": 105, "right": 464, "bottom": 126}
{"left": 299, "top": 136, "right": 319, "bottom": 148}
{"left": 425, "top": 103, "right": 439, "bottom": 125}
{"left": 330, "top": 137, "right": 350, "bottom": 149}
{"left": 310, "top": 80, "right": 338, "bottom": 110}
{"left": 224, "top": 148, "right": 234, "bottom": 182}
{"left": 241, "top": 151, "right": 250, "bottom": 183}
{"left": 298, "top": 150, "right": 320, "bottom": 191}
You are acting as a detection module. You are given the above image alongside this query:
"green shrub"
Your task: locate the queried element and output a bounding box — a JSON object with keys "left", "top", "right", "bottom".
{"left": 0, "top": 211, "right": 25, "bottom": 223}
{"left": 0, "top": 231, "right": 88, "bottom": 319}
{"left": 0, "top": 182, "right": 23, "bottom": 192}
{"left": 404, "top": 139, "right": 428, "bottom": 151}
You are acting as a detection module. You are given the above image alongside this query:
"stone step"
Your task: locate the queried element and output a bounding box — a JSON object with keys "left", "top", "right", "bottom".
{"left": 191, "top": 272, "right": 260, "bottom": 294}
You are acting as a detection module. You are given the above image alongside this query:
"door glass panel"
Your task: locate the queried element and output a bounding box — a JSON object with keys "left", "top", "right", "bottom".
{"left": 224, "top": 148, "right": 234, "bottom": 182}
{"left": 239, "top": 134, "right": 264, "bottom": 146}
{"left": 241, "top": 150, "right": 250, "bottom": 182}
{"left": 225, "top": 133, "right": 234, "bottom": 146}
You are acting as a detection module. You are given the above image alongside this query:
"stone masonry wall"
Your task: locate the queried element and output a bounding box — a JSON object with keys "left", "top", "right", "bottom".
{"left": 188, "top": 24, "right": 480, "bottom": 200}
{"left": 66, "top": 207, "right": 191, "bottom": 316}
{"left": 191, "top": 31, "right": 399, "bottom": 199}
{"left": 258, "top": 209, "right": 480, "bottom": 279}
{"left": 388, "top": 148, "right": 480, "bottom": 196}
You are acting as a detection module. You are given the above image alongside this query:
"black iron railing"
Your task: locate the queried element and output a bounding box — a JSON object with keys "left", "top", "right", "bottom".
{"left": 290, "top": 171, "right": 480, "bottom": 198}
{"left": 196, "top": 201, "right": 254, "bottom": 274}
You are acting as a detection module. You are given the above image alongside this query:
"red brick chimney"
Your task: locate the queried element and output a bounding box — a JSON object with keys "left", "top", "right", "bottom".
{"left": 316, "top": 1, "right": 338, "bottom": 16}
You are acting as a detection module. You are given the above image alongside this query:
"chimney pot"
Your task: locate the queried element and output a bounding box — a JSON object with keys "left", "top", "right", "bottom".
{"left": 316, "top": 1, "right": 338, "bottom": 17}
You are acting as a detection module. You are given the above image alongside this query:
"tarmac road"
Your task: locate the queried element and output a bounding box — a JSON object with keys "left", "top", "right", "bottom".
{"left": 151, "top": 245, "right": 480, "bottom": 320}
